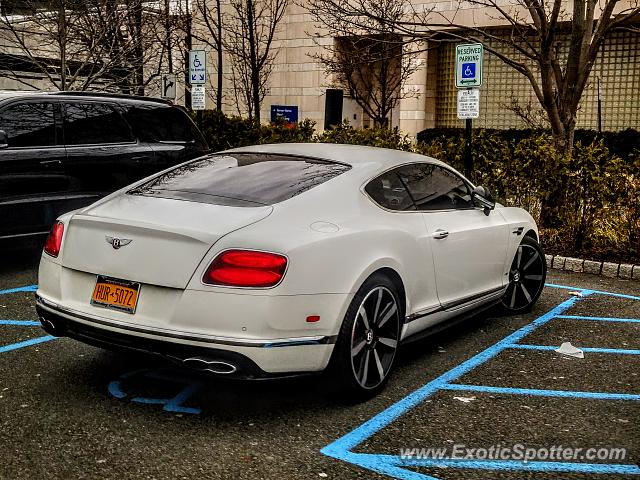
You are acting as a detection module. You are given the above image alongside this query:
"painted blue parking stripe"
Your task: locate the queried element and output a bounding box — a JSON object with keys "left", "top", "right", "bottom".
{"left": 509, "top": 344, "right": 640, "bottom": 355}
{"left": 442, "top": 383, "right": 640, "bottom": 401}
{"left": 546, "top": 283, "right": 640, "bottom": 301}
{"left": 322, "top": 452, "right": 640, "bottom": 479}
{"left": 0, "top": 335, "right": 56, "bottom": 353}
{"left": 588, "top": 289, "right": 640, "bottom": 301}
{"left": 321, "top": 293, "right": 587, "bottom": 455}
{"left": 0, "top": 320, "right": 41, "bottom": 326}
{"left": 556, "top": 314, "right": 640, "bottom": 323}
{"left": 388, "top": 454, "right": 640, "bottom": 475}
{"left": 322, "top": 285, "right": 640, "bottom": 478}
{"left": 0, "top": 285, "right": 38, "bottom": 295}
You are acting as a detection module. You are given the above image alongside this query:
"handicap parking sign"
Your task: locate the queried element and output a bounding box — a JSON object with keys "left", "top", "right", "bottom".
{"left": 462, "top": 62, "right": 476, "bottom": 79}
{"left": 456, "top": 43, "right": 483, "bottom": 87}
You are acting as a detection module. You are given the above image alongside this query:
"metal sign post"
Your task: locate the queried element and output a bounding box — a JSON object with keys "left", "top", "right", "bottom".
{"left": 455, "top": 43, "right": 484, "bottom": 180}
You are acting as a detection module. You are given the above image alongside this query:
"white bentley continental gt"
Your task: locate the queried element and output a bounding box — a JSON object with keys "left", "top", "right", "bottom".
{"left": 36, "top": 143, "right": 546, "bottom": 397}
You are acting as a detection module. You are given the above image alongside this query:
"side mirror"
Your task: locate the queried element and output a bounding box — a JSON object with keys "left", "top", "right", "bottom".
{"left": 0, "top": 130, "right": 8, "bottom": 149}
{"left": 472, "top": 185, "right": 495, "bottom": 216}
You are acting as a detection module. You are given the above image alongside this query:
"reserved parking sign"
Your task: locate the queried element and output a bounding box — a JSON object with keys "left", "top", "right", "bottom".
{"left": 456, "top": 43, "right": 483, "bottom": 88}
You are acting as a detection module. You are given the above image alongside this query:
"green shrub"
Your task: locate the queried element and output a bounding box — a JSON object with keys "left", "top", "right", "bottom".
{"left": 193, "top": 111, "right": 638, "bottom": 262}
{"left": 316, "top": 121, "right": 414, "bottom": 151}
{"left": 416, "top": 127, "right": 640, "bottom": 162}
{"left": 196, "top": 110, "right": 315, "bottom": 151}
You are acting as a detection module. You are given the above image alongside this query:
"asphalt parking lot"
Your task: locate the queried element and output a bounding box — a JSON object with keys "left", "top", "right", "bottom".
{"left": 1, "top": 249, "right": 638, "bottom": 480}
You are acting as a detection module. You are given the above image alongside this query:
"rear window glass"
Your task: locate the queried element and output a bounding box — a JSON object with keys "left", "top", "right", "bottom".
{"left": 64, "top": 102, "right": 133, "bottom": 145}
{"left": 124, "top": 105, "right": 197, "bottom": 142}
{"left": 128, "top": 153, "right": 351, "bottom": 206}
{"left": 0, "top": 102, "right": 56, "bottom": 147}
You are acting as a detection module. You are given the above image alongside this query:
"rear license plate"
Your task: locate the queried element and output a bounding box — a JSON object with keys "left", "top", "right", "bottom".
{"left": 91, "top": 276, "right": 140, "bottom": 314}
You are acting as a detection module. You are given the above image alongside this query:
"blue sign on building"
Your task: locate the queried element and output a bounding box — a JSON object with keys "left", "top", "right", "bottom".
{"left": 270, "top": 105, "right": 299, "bottom": 124}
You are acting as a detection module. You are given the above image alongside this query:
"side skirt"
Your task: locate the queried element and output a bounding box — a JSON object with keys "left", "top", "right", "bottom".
{"left": 400, "top": 297, "right": 502, "bottom": 345}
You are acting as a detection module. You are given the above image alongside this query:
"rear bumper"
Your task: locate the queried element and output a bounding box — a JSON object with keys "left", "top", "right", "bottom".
{"left": 36, "top": 294, "right": 337, "bottom": 378}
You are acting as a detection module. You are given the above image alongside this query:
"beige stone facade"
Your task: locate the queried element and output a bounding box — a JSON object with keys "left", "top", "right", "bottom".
{"left": 198, "top": 0, "right": 640, "bottom": 135}
{"left": 2, "top": 1, "right": 637, "bottom": 135}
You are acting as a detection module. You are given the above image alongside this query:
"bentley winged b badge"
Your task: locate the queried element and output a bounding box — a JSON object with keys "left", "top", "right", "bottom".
{"left": 105, "top": 236, "right": 132, "bottom": 250}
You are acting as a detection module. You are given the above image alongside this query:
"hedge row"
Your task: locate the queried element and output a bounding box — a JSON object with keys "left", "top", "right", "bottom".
{"left": 417, "top": 127, "right": 640, "bottom": 163}
{"left": 195, "top": 111, "right": 639, "bottom": 263}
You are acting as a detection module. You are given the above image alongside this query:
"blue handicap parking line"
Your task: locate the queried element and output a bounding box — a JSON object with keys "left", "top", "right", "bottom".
{"left": 321, "top": 284, "right": 640, "bottom": 478}
{"left": 442, "top": 383, "right": 640, "bottom": 401}
{"left": 546, "top": 283, "right": 640, "bottom": 301}
{"left": 509, "top": 343, "right": 640, "bottom": 355}
{"left": 0, "top": 335, "right": 56, "bottom": 353}
{"left": 0, "top": 284, "right": 55, "bottom": 354}
{"left": 0, "top": 284, "right": 37, "bottom": 295}
{"left": 556, "top": 314, "right": 640, "bottom": 323}
{"left": 0, "top": 320, "right": 41, "bottom": 326}
{"left": 392, "top": 455, "right": 640, "bottom": 475}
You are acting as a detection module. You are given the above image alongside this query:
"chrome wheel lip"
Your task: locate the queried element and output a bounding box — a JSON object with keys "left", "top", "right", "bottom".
{"left": 350, "top": 286, "right": 400, "bottom": 390}
{"left": 503, "top": 243, "right": 545, "bottom": 310}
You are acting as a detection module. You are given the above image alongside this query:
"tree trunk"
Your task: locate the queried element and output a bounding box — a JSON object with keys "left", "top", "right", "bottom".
{"left": 216, "top": 0, "right": 223, "bottom": 111}
{"left": 133, "top": 0, "right": 144, "bottom": 95}
{"left": 184, "top": 2, "right": 192, "bottom": 110}
{"left": 58, "top": 4, "right": 67, "bottom": 90}
{"left": 540, "top": 118, "right": 575, "bottom": 228}
{"left": 246, "top": 0, "right": 261, "bottom": 123}
{"left": 164, "top": 0, "right": 173, "bottom": 73}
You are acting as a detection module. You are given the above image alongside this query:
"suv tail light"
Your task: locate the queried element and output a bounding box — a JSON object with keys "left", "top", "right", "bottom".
{"left": 203, "top": 250, "right": 287, "bottom": 288}
{"left": 44, "top": 221, "right": 64, "bottom": 257}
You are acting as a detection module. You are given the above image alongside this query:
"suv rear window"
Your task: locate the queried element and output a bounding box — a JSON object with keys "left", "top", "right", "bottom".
{"left": 64, "top": 102, "right": 133, "bottom": 145}
{"left": 128, "top": 153, "right": 350, "bottom": 206}
{"left": 124, "top": 105, "right": 198, "bottom": 142}
{"left": 0, "top": 102, "right": 56, "bottom": 148}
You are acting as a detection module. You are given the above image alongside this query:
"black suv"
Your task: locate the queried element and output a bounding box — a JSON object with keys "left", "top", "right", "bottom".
{"left": 0, "top": 91, "right": 208, "bottom": 245}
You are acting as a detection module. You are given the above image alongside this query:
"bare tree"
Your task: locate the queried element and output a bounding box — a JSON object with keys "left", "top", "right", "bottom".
{"left": 193, "top": 0, "right": 223, "bottom": 110}
{"left": 502, "top": 96, "right": 550, "bottom": 129}
{"left": 224, "top": 0, "right": 289, "bottom": 122}
{"left": 0, "top": 0, "right": 172, "bottom": 93}
{"left": 303, "top": 0, "right": 640, "bottom": 154}
{"left": 308, "top": 0, "right": 421, "bottom": 127}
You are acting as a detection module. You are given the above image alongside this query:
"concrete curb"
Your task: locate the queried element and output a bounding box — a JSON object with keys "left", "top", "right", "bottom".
{"left": 545, "top": 254, "right": 640, "bottom": 281}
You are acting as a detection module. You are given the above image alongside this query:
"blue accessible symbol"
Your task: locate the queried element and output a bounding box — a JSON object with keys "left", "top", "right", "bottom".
{"left": 462, "top": 63, "right": 476, "bottom": 79}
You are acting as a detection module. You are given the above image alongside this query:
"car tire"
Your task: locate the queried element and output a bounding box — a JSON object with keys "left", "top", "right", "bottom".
{"left": 330, "top": 273, "right": 402, "bottom": 401}
{"left": 501, "top": 236, "right": 547, "bottom": 314}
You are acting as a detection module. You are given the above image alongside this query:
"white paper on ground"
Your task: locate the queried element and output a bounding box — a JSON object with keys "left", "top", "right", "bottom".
{"left": 453, "top": 396, "right": 476, "bottom": 403}
{"left": 555, "top": 342, "right": 584, "bottom": 358}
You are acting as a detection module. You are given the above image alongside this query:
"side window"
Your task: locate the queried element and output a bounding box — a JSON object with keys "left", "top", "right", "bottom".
{"left": 124, "top": 105, "right": 196, "bottom": 142}
{"left": 0, "top": 102, "right": 56, "bottom": 148}
{"left": 64, "top": 102, "right": 133, "bottom": 145}
{"left": 365, "top": 169, "right": 415, "bottom": 211}
{"left": 396, "top": 163, "right": 473, "bottom": 211}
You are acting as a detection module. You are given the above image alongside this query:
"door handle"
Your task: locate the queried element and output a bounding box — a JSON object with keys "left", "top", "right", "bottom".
{"left": 433, "top": 229, "right": 449, "bottom": 239}
{"left": 131, "top": 156, "right": 152, "bottom": 162}
{"left": 39, "top": 159, "right": 62, "bottom": 166}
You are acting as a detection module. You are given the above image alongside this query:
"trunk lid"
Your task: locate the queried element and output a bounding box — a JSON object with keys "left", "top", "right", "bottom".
{"left": 61, "top": 194, "right": 272, "bottom": 289}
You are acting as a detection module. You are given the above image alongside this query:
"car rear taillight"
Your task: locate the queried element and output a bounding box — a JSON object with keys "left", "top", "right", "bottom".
{"left": 44, "top": 221, "right": 64, "bottom": 257}
{"left": 203, "top": 250, "right": 287, "bottom": 288}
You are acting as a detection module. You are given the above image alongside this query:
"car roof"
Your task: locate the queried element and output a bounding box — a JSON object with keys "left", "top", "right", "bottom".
{"left": 222, "top": 143, "right": 450, "bottom": 174}
{"left": 0, "top": 90, "right": 172, "bottom": 106}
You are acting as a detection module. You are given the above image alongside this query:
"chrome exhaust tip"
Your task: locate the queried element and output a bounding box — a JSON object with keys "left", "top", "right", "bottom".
{"left": 183, "top": 356, "right": 237, "bottom": 375}
{"left": 40, "top": 316, "right": 64, "bottom": 336}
